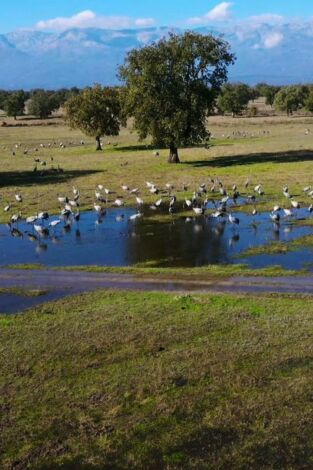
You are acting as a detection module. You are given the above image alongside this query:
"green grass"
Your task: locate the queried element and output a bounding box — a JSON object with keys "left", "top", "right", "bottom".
{"left": 2, "top": 290, "right": 313, "bottom": 468}
{"left": 240, "top": 234, "right": 313, "bottom": 257}
{"left": 1, "top": 114, "right": 313, "bottom": 224}
{"left": 3, "top": 262, "right": 308, "bottom": 277}
{"left": 0, "top": 287, "right": 47, "bottom": 297}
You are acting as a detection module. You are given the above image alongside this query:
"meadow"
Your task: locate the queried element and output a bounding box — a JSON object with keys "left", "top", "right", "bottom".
{"left": 1, "top": 107, "right": 313, "bottom": 468}
{"left": 1, "top": 108, "right": 313, "bottom": 224}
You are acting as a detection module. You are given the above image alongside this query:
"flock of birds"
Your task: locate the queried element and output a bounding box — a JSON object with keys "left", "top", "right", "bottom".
{"left": 3, "top": 175, "right": 313, "bottom": 242}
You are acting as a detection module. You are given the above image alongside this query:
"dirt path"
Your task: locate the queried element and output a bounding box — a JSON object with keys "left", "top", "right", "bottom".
{"left": 1, "top": 269, "right": 313, "bottom": 313}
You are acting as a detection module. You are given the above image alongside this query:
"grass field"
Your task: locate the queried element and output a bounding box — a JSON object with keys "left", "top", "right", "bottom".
{"left": 1, "top": 290, "right": 313, "bottom": 469}
{"left": 1, "top": 112, "right": 313, "bottom": 224}
{"left": 1, "top": 111, "right": 313, "bottom": 468}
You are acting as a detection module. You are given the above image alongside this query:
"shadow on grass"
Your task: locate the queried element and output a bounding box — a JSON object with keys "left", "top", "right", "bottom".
{"left": 184, "top": 149, "right": 313, "bottom": 168}
{"left": 0, "top": 169, "right": 102, "bottom": 188}
{"left": 37, "top": 461, "right": 109, "bottom": 470}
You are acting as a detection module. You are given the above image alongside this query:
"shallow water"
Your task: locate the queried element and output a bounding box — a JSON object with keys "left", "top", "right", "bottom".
{"left": 0, "top": 207, "right": 312, "bottom": 270}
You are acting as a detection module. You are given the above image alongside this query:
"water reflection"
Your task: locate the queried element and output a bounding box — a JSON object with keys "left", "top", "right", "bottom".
{"left": 0, "top": 207, "right": 312, "bottom": 270}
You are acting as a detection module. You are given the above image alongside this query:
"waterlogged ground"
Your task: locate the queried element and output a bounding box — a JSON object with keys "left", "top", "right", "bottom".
{"left": 0, "top": 205, "right": 312, "bottom": 270}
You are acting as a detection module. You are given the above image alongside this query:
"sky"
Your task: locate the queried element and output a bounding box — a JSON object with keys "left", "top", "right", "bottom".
{"left": 2, "top": 0, "right": 313, "bottom": 33}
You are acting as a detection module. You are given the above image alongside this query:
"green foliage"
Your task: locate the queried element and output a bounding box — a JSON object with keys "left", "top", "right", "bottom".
{"left": 119, "top": 32, "right": 235, "bottom": 162}
{"left": 4, "top": 90, "right": 27, "bottom": 118}
{"left": 28, "top": 90, "right": 59, "bottom": 119}
{"left": 0, "top": 90, "right": 9, "bottom": 110}
{"left": 304, "top": 87, "right": 313, "bottom": 113}
{"left": 254, "top": 83, "right": 281, "bottom": 106}
{"left": 217, "top": 83, "right": 252, "bottom": 116}
{"left": 64, "top": 84, "right": 122, "bottom": 149}
{"left": 274, "top": 85, "right": 309, "bottom": 115}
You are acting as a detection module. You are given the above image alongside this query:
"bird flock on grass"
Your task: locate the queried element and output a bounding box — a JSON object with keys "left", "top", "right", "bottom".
{"left": 3, "top": 176, "right": 313, "bottom": 242}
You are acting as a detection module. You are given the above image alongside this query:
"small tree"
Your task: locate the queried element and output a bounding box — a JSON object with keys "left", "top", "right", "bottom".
{"left": 217, "top": 83, "right": 252, "bottom": 117}
{"left": 274, "top": 86, "right": 309, "bottom": 115}
{"left": 28, "top": 90, "right": 59, "bottom": 119}
{"left": 119, "top": 32, "right": 235, "bottom": 163}
{"left": 64, "top": 85, "right": 122, "bottom": 150}
{"left": 305, "top": 87, "right": 313, "bottom": 113}
{"left": 4, "top": 90, "right": 26, "bottom": 119}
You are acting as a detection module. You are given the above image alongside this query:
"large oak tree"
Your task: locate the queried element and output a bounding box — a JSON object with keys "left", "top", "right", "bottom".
{"left": 65, "top": 85, "right": 122, "bottom": 150}
{"left": 119, "top": 32, "right": 235, "bottom": 163}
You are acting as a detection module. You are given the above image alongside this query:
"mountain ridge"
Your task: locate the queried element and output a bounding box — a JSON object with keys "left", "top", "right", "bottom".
{"left": 1, "top": 23, "right": 312, "bottom": 89}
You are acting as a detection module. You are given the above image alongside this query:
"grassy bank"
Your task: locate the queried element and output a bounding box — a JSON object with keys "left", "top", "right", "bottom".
{"left": 2, "top": 290, "right": 313, "bottom": 468}
{"left": 3, "top": 262, "right": 308, "bottom": 277}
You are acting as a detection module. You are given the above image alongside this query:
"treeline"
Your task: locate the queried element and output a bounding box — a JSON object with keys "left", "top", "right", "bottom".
{"left": 2, "top": 83, "right": 313, "bottom": 120}
{"left": 0, "top": 87, "right": 80, "bottom": 120}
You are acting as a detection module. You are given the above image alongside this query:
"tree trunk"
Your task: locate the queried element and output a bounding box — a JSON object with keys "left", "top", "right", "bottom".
{"left": 168, "top": 144, "right": 180, "bottom": 164}
{"left": 95, "top": 136, "right": 102, "bottom": 151}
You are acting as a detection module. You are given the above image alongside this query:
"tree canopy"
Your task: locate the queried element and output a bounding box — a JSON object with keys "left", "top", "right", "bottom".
{"left": 217, "top": 83, "right": 252, "bottom": 116}
{"left": 28, "top": 90, "right": 59, "bottom": 119}
{"left": 4, "top": 90, "right": 27, "bottom": 119}
{"left": 64, "top": 85, "right": 122, "bottom": 150}
{"left": 274, "top": 86, "right": 309, "bottom": 115}
{"left": 119, "top": 31, "right": 235, "bottom": 163}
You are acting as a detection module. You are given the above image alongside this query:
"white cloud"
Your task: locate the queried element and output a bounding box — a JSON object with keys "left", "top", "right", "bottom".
{"left": 188, "top": 2, "right": 233, "bottom": 25}
{"left": 263, "top": 32, "right": 284, "bottom": 48}
{"left": 135, "top": 18, "right": 155, "bottom": 27}
{"left": 35, "top": 10, "right": 155, "bottom": 31}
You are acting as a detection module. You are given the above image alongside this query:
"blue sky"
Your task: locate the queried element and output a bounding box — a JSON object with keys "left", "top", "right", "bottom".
{"left": 2, "top": 1, "right": 313, "bottom": 33}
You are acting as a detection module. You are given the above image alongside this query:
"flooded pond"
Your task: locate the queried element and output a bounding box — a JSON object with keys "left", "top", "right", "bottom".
{"left": 0, "top": 207, "right": 312, "bottom": 270}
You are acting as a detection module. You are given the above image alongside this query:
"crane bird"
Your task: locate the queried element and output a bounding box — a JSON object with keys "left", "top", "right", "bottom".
{"left": 291, "top": 200, "right": 300, "bottom": 209}
{"left": 114, "top": 198, "right": 124, "bottom": 207}
{"left": 26, "top": 215, "right": 38, "bottom": 224}
{"left": 15, "top": 193, "right": 22, "bottom": 203}
{"left": 228, "top": 213, "right": 240, "bottom": 226}
{"left": 49, "top": 219, "right": 61, "bottom": 228}
{"left": 129, "top": 212, "right": 142, "bottom": 221}
{"left": 270, "top": 212, "right": 280, "bottom": 222}
{"left": 193, "top": 207, "right": 204, "bottom": 216}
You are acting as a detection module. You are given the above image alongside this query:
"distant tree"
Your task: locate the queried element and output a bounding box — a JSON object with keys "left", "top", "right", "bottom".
{"left": 0, "top": 90, "right": 9, "bottom": 111}
{"left": 304, "top": 87, "right": 313, "bottom": 113}
{"left": 28, "top": 90, "right": 59, "bottom": 119}
{"left": 119, "top": 32, "right": 235, "bottom": 163}
{"left": 4, "top": 90, "right": 27, "bottom": 119}
{"left": 64, "top": 85, "right": 122, "bottom": 150}
{"left": 217, "top": 83, "right": 251, "bottom": 117}
{"left": 274, "top": 86, "right": 309, "bottom": 115}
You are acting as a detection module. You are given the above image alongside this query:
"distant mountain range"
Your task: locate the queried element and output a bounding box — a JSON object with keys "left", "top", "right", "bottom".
{"left": 1, "top": 22, "right": 313, "bottom": 89}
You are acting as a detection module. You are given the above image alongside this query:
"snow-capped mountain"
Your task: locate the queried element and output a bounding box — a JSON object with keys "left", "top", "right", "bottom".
{"left": 0, "top": 23, "right": 312, "bottom": 89}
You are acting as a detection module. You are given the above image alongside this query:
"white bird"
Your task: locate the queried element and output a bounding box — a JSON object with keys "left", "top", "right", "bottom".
{"left": 26, "top": 215, "right": 37, "bottom": 224}
{"left": 129, "top": 212, "right": 142, "bottom": 221}
{"left": 97, "top": 184, "right": 104, "bottom": 191}
{"left": 49, "top": 220, "right": 61, "bottom": 228}
{"left": 291, "top": 200, "right": 300, "bottom": 209}
{"left": 283, "top": 208, "right": 293, "bottom": 217}
{"left": 15, "top": 194, "right": 22, "bottom": 202}
{"left": 228, "top": 213, "right": 240, "bottom": 226}
{"left": 130, "top": 188, "right": 139, "bottom": 194}
{"left": 38, "top": 211, "right": 49, "bottom": 220}
{"left": 155, "top": 198, "right": 163, "bottom": 207}
{"left": 193, "top": 207, "right": 204, "bottom": 215}
{"left": 136, "top": 196, "right": 144, "bottom": 205}
{"left": 94, "top": 203, "right": 103, "bottom": 213}
{"left": 114, "top": 198, "right": 124, "bottom": 207}
{"left": 270, "top": 212, "right": 280, "bottom": 222}
{"left": 4, "top": 204, "right": 11, "bottom": 212}
{"left": 104, "top": 188, "right": 111, "bottom": 195}
{"left": 121, "top": 185, "right": 129, "bottom": 191}
{"left": 11, "top": 213, "right": 21, "bottom": 224}
{"left": 58, "top": 196, "right": 68, "bottom": 204}
{"left": 185, "top": 199, "right": 192, "bottom": 208}
{"left": 73, "top": 187, "right": 79, "bottom": 196}
{"left": 273, "top": 205, "right": 281, "bottom": 212}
